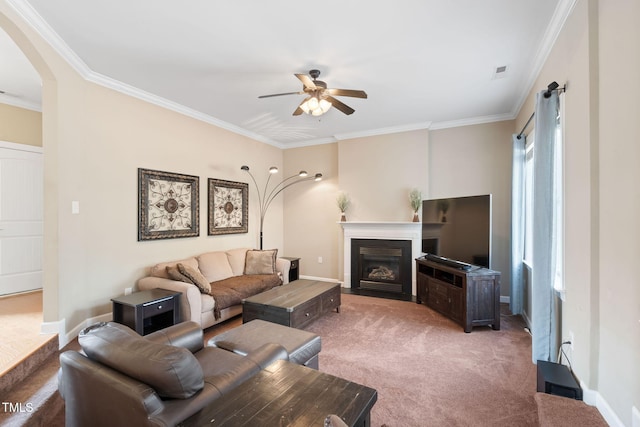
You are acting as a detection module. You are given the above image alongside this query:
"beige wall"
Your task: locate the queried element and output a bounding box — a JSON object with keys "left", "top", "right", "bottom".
{"left": 283, "top": 143, "right": 340, "bottom": 279}
{"left": 597, "top": 0, "right": 640, "bottom": 424}
{"left": 0, "top": 103, "right": 42, "bottom": 146}
{"left": 338, "top": 130, "right": 429, "bottom": 222}
{"left": 54, "top": 83, "right": 283, "bottom": 330}
{"left": 429, "top": 121, "right": 514, "bottom": 294}
{"left": 516, "top": 0, "right": 640, "bottom": 424}
{"left": 283, "top": 130, "right": 429, "bottom": 281}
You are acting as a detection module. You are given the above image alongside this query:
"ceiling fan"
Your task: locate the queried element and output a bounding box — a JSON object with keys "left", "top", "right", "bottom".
{"left": 258, "top": 69, "right": 367, "bottom": 116}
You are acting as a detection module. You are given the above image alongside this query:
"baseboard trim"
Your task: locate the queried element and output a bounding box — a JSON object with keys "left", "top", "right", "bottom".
{"left": 40, "top": 319, "right": 65, "bottom": 348}
{"left": 579, "top": 380, "right": 625, "bottom": 427}
{"left": 62, "top": 313, "right": 112, "bottom": 348}
{"left": 299, "top": 275, "right": 342, "bottom": 285}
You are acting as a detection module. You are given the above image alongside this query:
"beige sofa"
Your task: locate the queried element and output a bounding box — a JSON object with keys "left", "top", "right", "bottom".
{"left": 137, "top": 248, "right": 291, "bottom": 329}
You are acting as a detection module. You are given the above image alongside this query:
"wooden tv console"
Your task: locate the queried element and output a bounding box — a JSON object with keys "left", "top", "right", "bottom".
{"left": 416, "top": 257, "right": 501, "bottom": 332}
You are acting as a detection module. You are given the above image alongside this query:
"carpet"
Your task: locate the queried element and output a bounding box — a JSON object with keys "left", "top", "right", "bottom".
{"left": 535, "top": 393, "right": 607, "bottom": 427}
{"left": 303, "top": 294, "right": 539, "bottom": 427}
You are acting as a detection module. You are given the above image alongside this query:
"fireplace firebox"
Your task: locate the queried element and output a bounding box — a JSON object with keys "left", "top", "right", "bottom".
{"left": 351, "top": 239, "right": 412, "bottom": 297}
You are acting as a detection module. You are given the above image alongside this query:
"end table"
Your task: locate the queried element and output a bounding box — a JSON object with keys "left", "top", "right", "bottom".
{"left": 111, "top": 288, "right": 181, "bottom": 335}
{"left": 282, "top": 257, "right": 300, "bottom": 282}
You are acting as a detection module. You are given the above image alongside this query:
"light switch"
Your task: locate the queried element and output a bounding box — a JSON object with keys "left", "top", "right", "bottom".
{"left": 72, "top": 201, "right": 80, "bottom": 214}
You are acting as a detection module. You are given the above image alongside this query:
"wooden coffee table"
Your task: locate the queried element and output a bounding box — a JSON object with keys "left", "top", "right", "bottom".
{"left": 179, "top": 359, "right": 377, "bottom": 427}
{"left": 242, "top": 279, "right": 340, "bottom": 329}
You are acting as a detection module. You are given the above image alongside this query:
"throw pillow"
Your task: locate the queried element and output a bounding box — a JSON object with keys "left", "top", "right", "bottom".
{"left": 166, "top": 265, "right": 192, "bottom": 284}
{"left": 79, "top": 322, "right": 204, "bottom": 399}
{"left": 177, "top": 263, "right": 211, "bottom": 294}
{"left": 244, "top": 249, "right": 277, "bottom": 275}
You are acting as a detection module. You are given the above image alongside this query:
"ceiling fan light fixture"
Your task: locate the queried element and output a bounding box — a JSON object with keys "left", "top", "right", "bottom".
{"left": 300, "top": 96, "right": 332, "bottom": 116}
{"left": 307, "top": 96, "right": 319, "bottom": 110}
{"left": 319, "top": 98, "right": 332, "bottom": 113}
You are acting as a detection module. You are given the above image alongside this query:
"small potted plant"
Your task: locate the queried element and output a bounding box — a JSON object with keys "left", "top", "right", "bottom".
{"left": 409, "top": 188, "right": 422, "bottom": 222}
{"left": 336, "top": 192, "right": 350, "bottom": 222}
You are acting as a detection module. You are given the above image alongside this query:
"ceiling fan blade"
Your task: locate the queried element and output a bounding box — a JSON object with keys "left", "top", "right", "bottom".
{"left": 295, "top": 73, "right": 317, "bottom": 90}
{"left": 326, "top": 96, "right": 355, "bottom": 115}
{"left": 326, "top": 89, "right": 368, "bottom": 99}
{"left": 293, "top": 96, "right": 311, "bottom": 116}
{"left": 258, "top": 91, "right": 303, "bottom": 99}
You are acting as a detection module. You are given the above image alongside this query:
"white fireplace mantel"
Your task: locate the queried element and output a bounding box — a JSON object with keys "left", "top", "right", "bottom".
{"left": 340, "top": 221, "right": 422, "bottom": 295}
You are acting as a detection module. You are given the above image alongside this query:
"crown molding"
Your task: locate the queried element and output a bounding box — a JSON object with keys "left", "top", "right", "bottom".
{"left": 8, "top": 0, "right": 577, "bottom": 149}
{"left": 429, "top": 113, "right": 515, "bottom": 131}
{"left": 0, "top": 94, "right": 41, "bottom": 112}
{"left": 7, "top": 0, "right": 283, "bottom": 149}
{"left": 7, "top": 0, "right": 91, "bottom": 77}
{"left": 85, "top": 71, "right": 281, "bottom": 148}
{"left": 334, "top": 121, "right": 432, "bottom": 141}
{"left": 510, "top": 0, "right": 578, "bottom": 118}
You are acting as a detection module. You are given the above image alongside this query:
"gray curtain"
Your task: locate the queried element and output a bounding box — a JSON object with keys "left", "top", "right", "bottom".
{"left": 510, "top": 134, "right": 525, "bottom": 315}
{"left": 531, "top": 90, "right": 560, "bottom": 363}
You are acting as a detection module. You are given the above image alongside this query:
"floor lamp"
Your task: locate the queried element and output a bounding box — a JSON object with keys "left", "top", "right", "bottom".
{"left": 241, "top": 165, "right": 322, "bottom": 249}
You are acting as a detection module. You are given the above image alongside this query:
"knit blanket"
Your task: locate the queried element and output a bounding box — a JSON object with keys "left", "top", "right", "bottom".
{"left": 209, "top": 274, "right": 281, "bottom": 319}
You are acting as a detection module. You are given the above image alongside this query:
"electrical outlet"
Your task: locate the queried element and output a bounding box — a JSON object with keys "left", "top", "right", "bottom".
{"left": 124, "top": 287, "right": 132, "bottom": 295}
{"left": 317, "top": 256, "right": 323, "bottom": 264}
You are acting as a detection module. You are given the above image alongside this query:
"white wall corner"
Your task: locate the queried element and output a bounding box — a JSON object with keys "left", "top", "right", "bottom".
{"left": 63, "top": 312, "right": 113, "bottom": 348}
{"left": 632, "top": 406, "right": 640, "bottom": 427}
{"left": 40, "top": 318, "right": 65, "bottom": 349}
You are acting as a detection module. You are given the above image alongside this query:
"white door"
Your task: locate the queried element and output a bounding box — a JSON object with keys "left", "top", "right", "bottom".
{"left": 0, "top": 142, "right": 43, "bottom": 296}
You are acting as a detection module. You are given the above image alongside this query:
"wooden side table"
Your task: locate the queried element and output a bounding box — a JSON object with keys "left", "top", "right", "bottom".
{"left": 282, "top": 256, "right": 300, "bottom": 282}
{"left": 111, "top": 288, "right": 181, "bottom": 335}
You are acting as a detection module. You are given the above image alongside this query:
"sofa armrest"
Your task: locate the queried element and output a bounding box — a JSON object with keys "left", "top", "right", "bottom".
{"left": 145, "top": 321, "right": 203, "bottom": 353}
{"left": 136, "top": 277, "right": 203, "bottom": 327}
{"left": 59, "top": 351, "right": 166, "bottom": 426}
{"left": 276, "top": 257, "right": 291, "bottom": 284}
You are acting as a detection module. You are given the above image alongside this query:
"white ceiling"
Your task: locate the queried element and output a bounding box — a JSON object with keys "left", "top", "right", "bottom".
{"left": 1, "top": 0, "right": 571, "bottom": 147}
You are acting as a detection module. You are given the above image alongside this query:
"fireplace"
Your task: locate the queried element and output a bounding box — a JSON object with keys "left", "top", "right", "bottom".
{"left": 351, "top": 239, "right": 412, "bottom": 297}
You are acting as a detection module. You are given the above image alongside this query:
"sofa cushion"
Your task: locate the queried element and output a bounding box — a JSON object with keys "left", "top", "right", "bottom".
{"left": 79, "top": 322, "right": 204, "bottom": 399}
{"left": 197, "top": 251, "right": 234, "bottom": 282}
{"left": 178, "top": 263, "right": 211, "bottom": 294}
{"left": 244, "top": 249, "right": 277, "bottom": 275}
{"left": 150, "top": 257, "right": 199, "bottom": 279}
{"left": 166, "top": 265, "right": 192, "bottom": 283}
{"left": 226, "top": 248, "right": 249, "bottom": 276}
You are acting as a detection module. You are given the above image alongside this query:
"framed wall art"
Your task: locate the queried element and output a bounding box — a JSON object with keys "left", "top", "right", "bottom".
{"left": 138, "top": 168, "right": 199, "bottom": 241}
{"left": 208, "top": 178, "right": 248, "bottom": 235}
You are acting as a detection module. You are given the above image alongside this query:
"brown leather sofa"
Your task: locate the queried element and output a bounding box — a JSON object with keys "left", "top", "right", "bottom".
{"left": 58, "top": 321, "right": 288, "bottom": 427}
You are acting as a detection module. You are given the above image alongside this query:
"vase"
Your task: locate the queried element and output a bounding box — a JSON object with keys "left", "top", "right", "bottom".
{"left": 412, "top": 212, "right": 419, "bottom": 222}
{"left": 340, "top": 212, "right": 346, "bottom": 222}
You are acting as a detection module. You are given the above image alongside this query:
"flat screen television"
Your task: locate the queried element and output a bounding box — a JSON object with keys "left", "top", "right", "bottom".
{"left": 421, "top": 194, "right": 491, "bottom": 268}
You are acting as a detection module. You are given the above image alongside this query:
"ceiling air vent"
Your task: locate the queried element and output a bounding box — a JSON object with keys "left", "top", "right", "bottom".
{"left": 493, "top": 65, "right": 508, "bottom": 79}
